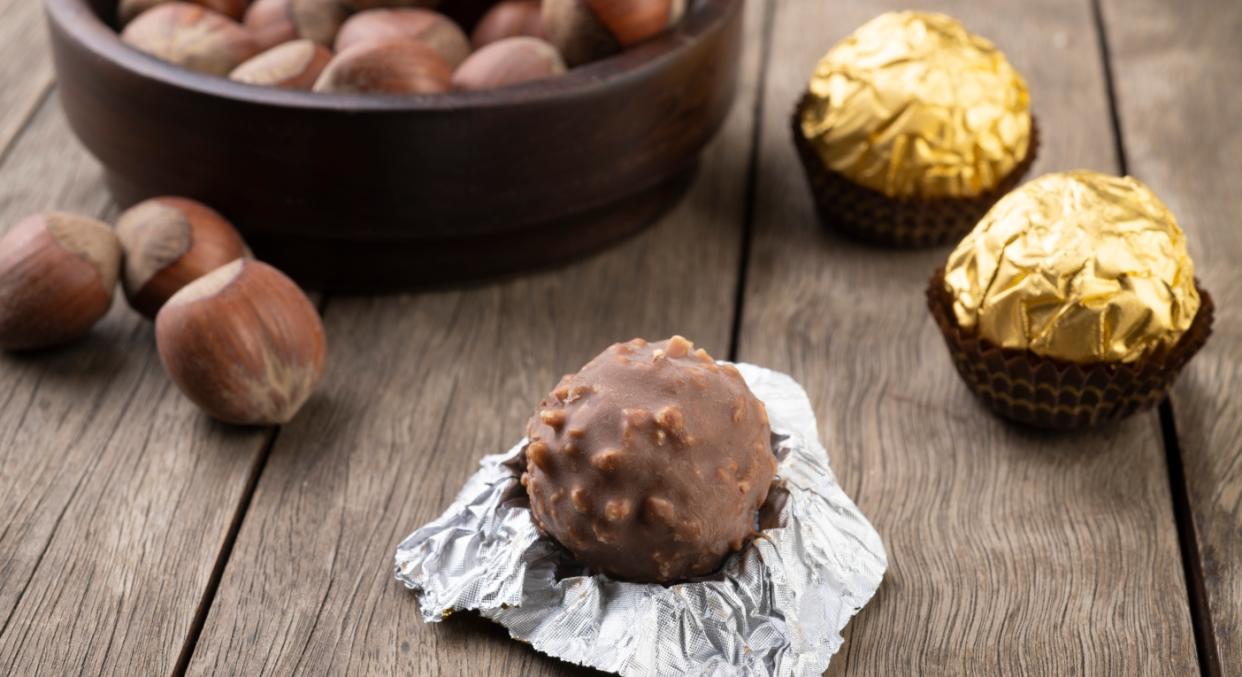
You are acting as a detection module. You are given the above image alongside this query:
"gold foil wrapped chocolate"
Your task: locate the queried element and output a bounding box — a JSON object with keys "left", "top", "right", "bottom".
{"left": 800, "top": 11, "right": 1032, "bottom": 199}
{"left": 944, "top": 171, "right": 1201, "bottom": 363}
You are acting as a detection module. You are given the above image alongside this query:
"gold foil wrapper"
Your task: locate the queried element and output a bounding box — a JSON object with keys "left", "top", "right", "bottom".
{"left": 800, "top": 11, "right": 1031, "bottom": 199}
{"left": 944, "top": 171, "right": 1201, "bottom": 364}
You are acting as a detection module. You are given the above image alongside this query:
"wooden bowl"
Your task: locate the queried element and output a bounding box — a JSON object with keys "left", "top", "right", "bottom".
{"left": 46, "top": 0, "right": 744, "bottom": 291}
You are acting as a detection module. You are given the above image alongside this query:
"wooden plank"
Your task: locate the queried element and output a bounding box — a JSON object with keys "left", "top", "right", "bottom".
{"left": 0, "top": 96, "right": 270, "bottom": 675}
{"left": 1100, "top": 1, "right": 1242, "bottom": 672}
{"left": 185, "top": 1, "right": 770, "bottom": 674}
{"left": 0, "top": 0, "right": 57, "bottom": 159}
{"left": 738, "top": 1, "right": 1200, "bottom": 674}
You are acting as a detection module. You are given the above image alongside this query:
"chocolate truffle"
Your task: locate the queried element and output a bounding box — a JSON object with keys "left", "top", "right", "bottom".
{"left": 793, "top": 11, "right": 1037, "bottom": 246}
{"left": 523, "top": 336, "right": 776, "bottom": 583}
{"left": 928, "top": 171, "right": 1214, "bottom": 429}
{"left": 945, "top": 171, "right": 1201, "bottom": 363}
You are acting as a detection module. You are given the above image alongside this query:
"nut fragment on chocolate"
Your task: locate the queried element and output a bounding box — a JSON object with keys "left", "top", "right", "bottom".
{"left": 523, "top": 336, "right": 776, "bottom": 583}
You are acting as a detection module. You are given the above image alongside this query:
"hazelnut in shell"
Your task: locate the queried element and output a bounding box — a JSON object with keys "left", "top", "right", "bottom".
{"left": 543, "top": 0, "right": 687, "bottom": 66}
{"left": 334, "top": 9, "right": 471, "bottom": 68}
{"left": 472, "top": 0, "right": 545, "bottom": 49}
{"left": 0, "top": 213, "right": 121, "bottom": 351}
{"left": 343, "top": 0, "right": 438, "bottom": 11}
{"left": 244, "top": 0, "right": 297, "bottom": 49}
{"left": 230, "top": 39, "right": 335, "bottom": 89}
{"left": 244, "top": 0, "right": 349, "bottom": 50}
{"left": 122, "top": 3, "right": 261, "bottom": 76}
{"left": 452, "top": 37, "right": 566, "bottom": 91}
{"left": 118, "top": 0, "right": 248, "bottom": 24}
{"left": 115, "top": 197, "right": 249, "bottom": 319}
{"left": 155, "top": 259, "right": 327, "bottom": 425}
{"left": 314, "top": 40, "right": 453, "bottom": 94}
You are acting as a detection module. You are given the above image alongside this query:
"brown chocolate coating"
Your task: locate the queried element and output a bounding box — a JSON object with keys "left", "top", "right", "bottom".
{"left": 523, "top": 336, "right": 776, "bottom": 583}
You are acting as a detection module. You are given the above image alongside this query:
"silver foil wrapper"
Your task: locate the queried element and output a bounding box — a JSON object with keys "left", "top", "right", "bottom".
{"left": 395, "top": 363, "right": 887, "bottom": 676}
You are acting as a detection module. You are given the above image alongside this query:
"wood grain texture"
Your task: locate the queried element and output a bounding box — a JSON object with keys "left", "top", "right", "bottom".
{"left": 184, "top": 1, "right": 769, "bottom": 673}
{"left": 0, "top": 96, "right": 270, "bottom": 675}
{"left": 0, "top": 0, "right": 56, "bottom": 159}
{"left": 1100, "top": 1, "right": 1242, "bottom": 672}
{"left": 738, "top": 1, "right": 1199, "bottom": 674}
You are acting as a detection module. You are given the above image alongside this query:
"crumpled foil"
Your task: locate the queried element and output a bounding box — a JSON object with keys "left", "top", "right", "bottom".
{"left": 395, "top": 363, "right": 887, "bottom": 676}
{"left": 800, "top": 10, "right": 1031, "bottom": 200}
{"left": 944, "top": 170, "right": 1201, "bottom": 364}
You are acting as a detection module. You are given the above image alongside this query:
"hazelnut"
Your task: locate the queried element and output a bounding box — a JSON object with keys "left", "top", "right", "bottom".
{"left": 115, "top": 197, "right": 249, "bottom": 319}
{"left": 452, "top": 37, "right": 566, "bottom": 91}
{"left": 342, "top": 0, "right": 438, "bottom": 11}
{"left": 155, "top": 259, "right": 327, "bottom": 425}
{"left": 335, "top": 9, "right": 471, "bottom": 68}
{"left": 314, "top": 40, "right": 453, "bottom": 94}
{"left": 472, "top": 0, "right": 545, "bottom": 49}
{"left": 289, "top": 0, "right": 350, "bottom": 45}
{"left": 118, "top": 0, "right": 248, "bottom": 24}
{"left": 0, "top": 213, "right": 121, "bottom": 350}
{"left": 243, "top": 0, "right": 297, "bottom": 49}
{"left": 230, "top": 39, "right": 335, "bottom": 89}
{"left": 542, "top": 0, "right": 687, "bottom": 66}
{"left": 122, "top": 3, "right": 261, "bottom": 76}
{"left": 244, "top": 0, "right": 349, "bottom": 50}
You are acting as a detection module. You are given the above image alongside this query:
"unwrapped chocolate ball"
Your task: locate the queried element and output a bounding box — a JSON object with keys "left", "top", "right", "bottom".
{"left": 523, "top": 336, "right": 776, "bottom": 584}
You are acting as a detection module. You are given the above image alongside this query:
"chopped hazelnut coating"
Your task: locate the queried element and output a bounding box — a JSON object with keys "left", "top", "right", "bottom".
{"left": 524, "top": 336, "right": 776, "bottom": 583}
{"left": 665, "top": 335, "right": 691, "bottom": 357}
{"left": 540, "top": 409, "right": 567, "bottom": 429}
{"left": 604, "top": 499, "right": 631, "bottom": 522}
{"left": 590, "top": 449, "right": 623, "bottom": 472}
{"left": 571, "top": 488, "right": 590, "bottom": 513}
{"left": 527, "top": 440, "right": 552, "bottom": 471}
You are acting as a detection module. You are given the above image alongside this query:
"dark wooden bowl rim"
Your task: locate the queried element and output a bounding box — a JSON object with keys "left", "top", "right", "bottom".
{"left": 45, "top": 0, "right": 737, "bottom": 113}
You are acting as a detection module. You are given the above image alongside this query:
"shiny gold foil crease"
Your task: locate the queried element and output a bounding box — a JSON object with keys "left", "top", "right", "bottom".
{"left": 800, "top": 11, "right": 1032, "bottom": 199}
{"left": 944, "top": 171, "right": 1201, "bottom": 364}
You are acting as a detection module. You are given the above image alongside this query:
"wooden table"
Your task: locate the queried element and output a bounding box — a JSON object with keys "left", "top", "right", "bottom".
{"left": 1, "top": 0, "right": 1238, "bottom": 674}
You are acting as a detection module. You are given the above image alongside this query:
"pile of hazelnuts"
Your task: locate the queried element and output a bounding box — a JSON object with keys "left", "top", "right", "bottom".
{"left": 117, "top": 0, "right": 689, "bottom": 94}
{"left": 0, "top": 202, "right": 326, "bottom": 426}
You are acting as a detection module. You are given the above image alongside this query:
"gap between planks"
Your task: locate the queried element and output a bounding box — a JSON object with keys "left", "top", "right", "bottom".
{"left": 0, "top": 82, "right": 55, "bottom": 171}
{"left": 2, "top": 1, "right": 1218, "bottom": 673}
{"left": 178, "top": 0, "right": 771, "bottom": 670}
{"left": 727, "top": 0, "right": 779, "bottom": 363}
{"left": 739, "top": 0, "right": 1200, "bottom": 674}
{"left": 1090, "top": 1, "right": 1221, "bottom": 674}
{"left": 170, "top": 295, "right": 334, "bottom": 677}
{"left": 0, "top": 92, "right": 318, "bottom": 676}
